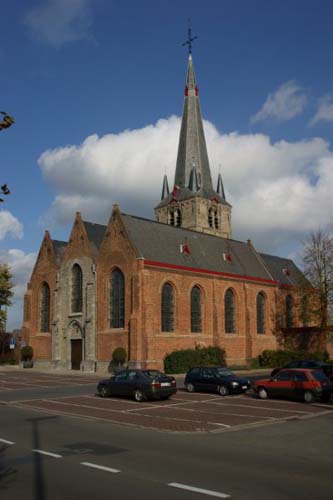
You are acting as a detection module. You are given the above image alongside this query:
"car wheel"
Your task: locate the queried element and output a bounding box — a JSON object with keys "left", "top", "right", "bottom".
{"left": 258, "top": 387, "right": 268, "bottom": 399}
{"left": 218, "top": 385, "right": 229, "bottom": 396}
{"left": 134, "top": 389, "right": 145, "bottom": 402}
{"left": 99, "top": 386, "right": 109, "bottom": 398}
{"left": 304, "top": 390, "right": 314, "bottom": 403}
{"left": 186, "top": 383, "right": 195, "bottom": 393}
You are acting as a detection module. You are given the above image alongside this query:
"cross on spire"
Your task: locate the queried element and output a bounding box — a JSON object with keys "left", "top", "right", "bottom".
{"left": 182, "top": 20, "right": 197, "bottom": 55}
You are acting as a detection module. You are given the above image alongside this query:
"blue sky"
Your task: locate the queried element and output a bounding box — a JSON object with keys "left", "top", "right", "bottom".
{"left": 2, "top": 0, "right": 333, "bottom": 329}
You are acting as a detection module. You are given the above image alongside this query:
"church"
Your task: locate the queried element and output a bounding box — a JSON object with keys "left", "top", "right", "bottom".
{"left": 21, "top": 49, "right": 310, "bottom": 372}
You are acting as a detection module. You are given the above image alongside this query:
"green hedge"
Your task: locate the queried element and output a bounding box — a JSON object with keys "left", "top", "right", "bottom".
{"left": 164, "top": 346, "right": 226, "bottom": 374}
{"left": 258, "top": 349, "right": 329, "bottom": 368}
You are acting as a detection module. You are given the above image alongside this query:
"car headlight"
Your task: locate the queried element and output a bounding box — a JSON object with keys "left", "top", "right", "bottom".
{"left": 231, "top": 381, "right": 239, "bottom": 387}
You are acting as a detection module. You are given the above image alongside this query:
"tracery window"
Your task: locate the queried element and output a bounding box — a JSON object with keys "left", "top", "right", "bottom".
{"left": 286, "top": 295, "right": 293, "bottom": 328}
{"left": 256, "top": 292, "right": 266, "bottom": 334}
{"left": 110, "top": 268, "right": 125, "bottom": 328}
{"left": 225, "top": 288, "right": 235, "bottom": 333}
{"left": 161, "top": 282, "right": 174, "bottom": 332}
{"left": 208, "top": 207, "right": 219, "bottom": 229}
{"left": 191, "top": 286, "right": 202, "bottom": 333}
{"left": 71, "top": 264, "right": 83, "bottom": 313}
{"left": 40, "top": 282, "right": 50, "bottom": 332}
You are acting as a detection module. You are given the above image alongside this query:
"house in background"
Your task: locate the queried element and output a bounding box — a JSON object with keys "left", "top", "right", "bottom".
{"left": 21, "top": 51, "right": 312, "bottom": 372}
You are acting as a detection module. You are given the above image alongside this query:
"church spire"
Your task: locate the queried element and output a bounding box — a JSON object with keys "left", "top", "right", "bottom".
{"left": 217, "top": 172, "right": 226, "bottom": 201}
{"left": 174, "top": 53, "right": 214, "bottom": 198}
{"left": 161, "top": 174, "right": 169, "bottom": 200}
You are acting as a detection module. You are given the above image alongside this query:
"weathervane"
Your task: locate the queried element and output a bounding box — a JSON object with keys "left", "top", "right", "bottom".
{"left": 182, "top": 20, "right": 198, "bottom": 55}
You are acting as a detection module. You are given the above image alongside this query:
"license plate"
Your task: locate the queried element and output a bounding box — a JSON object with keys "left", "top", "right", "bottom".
{"left": 160, "top": 382, "right": 171, "bottom": 387}
{"left": 242, "top": 385, "right": 248, "bottom": 389}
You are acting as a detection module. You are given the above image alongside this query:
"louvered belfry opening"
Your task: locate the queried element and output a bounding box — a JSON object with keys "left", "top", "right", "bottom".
{"left": 225, "top": 288, "right": 235, "bottom": 333}
{"left": 191, "top": 286, "right": 202, "bottom": 333}
{"left": 161, "top": 282, "right": 174, "bottom": 332}
{"left": 286, "top": 294, "right": 293, "bottom": 328}
{"left": 256, "top": 292, "right": 266, "bottom": 334}
{"left": 40, "top": 282, "right": 50, "bottom": 332}
{"left": 110, "top": 268, "right": 125, "bottom": 328}
{"left": 71, "top": 264, "right": 83, "bottom": 313}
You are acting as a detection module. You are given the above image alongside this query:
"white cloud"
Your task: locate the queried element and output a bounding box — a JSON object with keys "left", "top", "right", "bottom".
{"left": 37, "top": 115, "right": 333, "bottom": 254}
{"left": 309, "top": 95, "right": 333, "bottom": 126}
{"left": 0, "top": 249, "right": 36, "bottom": 331}
{"left": 0, "top": 211, "right": 23, "bottom": 240}
{"left": 251, "top": 81, "right": 307, "bottom": 123}
{"left": 24, "top": 0, "right": 94, "bottom": 48}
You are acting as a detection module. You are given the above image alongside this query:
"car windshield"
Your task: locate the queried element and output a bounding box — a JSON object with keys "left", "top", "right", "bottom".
{"left": 312, "top": 370, "right": 329, "bottom": 382}
{"left": 215, "top": 368, "right": 234, "bottom": 377}
{"left": 142, "top": 370, "right": 164, "bottom": 379}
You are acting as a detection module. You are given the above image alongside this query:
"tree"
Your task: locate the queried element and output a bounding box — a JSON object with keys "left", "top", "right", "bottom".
{"left": 0, "top": 264, "right": 14, "bottom": 333}
{"left": 302, "top": 228, "right": 333, "bottom": 328}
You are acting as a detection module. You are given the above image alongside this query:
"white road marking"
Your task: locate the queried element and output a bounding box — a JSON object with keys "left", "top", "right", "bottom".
{"left": 0, "top": 438, "right": 15, "bottom": 445}
{"left": 168, "top": 482, "right": 230, "bottom": 498}
{"left": 80, "top": 462, "right": 121, "bottom": 473}
{"left": 32, "top": 449, "right": 62, "bottom": 458}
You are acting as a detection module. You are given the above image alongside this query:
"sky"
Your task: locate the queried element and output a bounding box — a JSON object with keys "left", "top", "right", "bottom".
{"left": 1, "top": 0, "right": 333, "bottom": 330}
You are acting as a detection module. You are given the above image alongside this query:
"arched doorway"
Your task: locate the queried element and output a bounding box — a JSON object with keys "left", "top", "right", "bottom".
{"left": 69, "top": 322, "right": 83, "bottom": 370}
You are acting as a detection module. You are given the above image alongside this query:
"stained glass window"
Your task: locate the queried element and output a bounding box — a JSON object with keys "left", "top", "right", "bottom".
{"left": 40, "top": 282, "right": 50, "bottom": 332}
{"left": 286, "top": 295, "right": 293, "bottom": 328}
{"left": 191, "top": 286, "right": 202, "bottom": 333}
{"left": 161, "top": 283, "right": 174, "bottom": 332}
{"left": 71, "top": 264, "right": 83, "bottom": 313}
{"left": 110, "top": 268, "right": 125, "bottom": 328}
{"left": 257, "top": 292, "right": 265, "bottom": 334}
{"left": 225, "top": 289, "right": 235, "bottom": 333}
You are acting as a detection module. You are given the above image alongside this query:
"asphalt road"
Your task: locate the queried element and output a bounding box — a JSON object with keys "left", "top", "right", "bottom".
{"left": 1, "top": 400, "right": 333, "bottom": 500}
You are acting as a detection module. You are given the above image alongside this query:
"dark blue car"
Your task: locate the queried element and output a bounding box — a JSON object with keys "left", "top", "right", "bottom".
{"left": 185, "top": 366, "right": 251, "bottom": 396}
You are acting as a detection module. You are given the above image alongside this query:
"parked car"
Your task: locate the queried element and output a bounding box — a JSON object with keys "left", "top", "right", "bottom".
{"left": 254, "top": 368, "right": 333, "bottom": 403}
{"left": 184, "top": 366, "right": 251, "bottom": 396}
{"left": 270, "top": 360, "right": 333, "bottom": 380}
{"left": 97, "top": 369, "right": 177, "bottom": 402}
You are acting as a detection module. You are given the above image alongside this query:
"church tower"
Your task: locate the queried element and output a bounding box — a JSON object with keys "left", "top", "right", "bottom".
{"left": 154, "top": 47, "right": 232, "bottom": 239}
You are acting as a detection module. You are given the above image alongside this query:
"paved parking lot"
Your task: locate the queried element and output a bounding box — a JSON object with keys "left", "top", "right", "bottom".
{"left": 1, "top": 368, "right": 332, "bottom": 433}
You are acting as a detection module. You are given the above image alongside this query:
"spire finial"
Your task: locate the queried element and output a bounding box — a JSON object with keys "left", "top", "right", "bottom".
{"left": 182, "top": 19, "right": 197, "bottom": 55}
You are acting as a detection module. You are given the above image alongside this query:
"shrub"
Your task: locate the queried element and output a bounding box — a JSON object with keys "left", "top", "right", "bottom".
{"left": 164, "top": 345, "right": 226, "bottom": 374}
{"left": 258, "top": 349, "right": 329, "bottom": 368}
{"left": 112, "top": 347, "right": 127, "bottom": 365}
{"left": 21, "top": 345, "right": 33, "bottom": 361}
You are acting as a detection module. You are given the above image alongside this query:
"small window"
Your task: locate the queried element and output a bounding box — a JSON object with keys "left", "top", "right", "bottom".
{"left": 189, "top": 367, "right": 200, "bottom": 376}
{"left": 191, "top": 286, "right": 202, "bottom": 333}
{"left": 256, "top": 292, "right": 265, "bottom": 334}
{"left": 286, "top": 295, "right": 293, "bottom": 328}
{"left": 293, "top": 371, "right": 307, "bottom": 382}
{"left": 114, "top": 371, "right": 128, "bottom": 381}
{"left": 275, "top": 371, "right": 292, "bottom": 381}
{"left": 202, "top": 368, "right": 215, "bottom": 379}
{"left": 161, "top": 283, "right": 174, "bottom": 332}
{"left": 71, "top": 264, "right": 83, "bottom": 313}
{"left": 225, "top": 289, "right": 235, "bottom": 333}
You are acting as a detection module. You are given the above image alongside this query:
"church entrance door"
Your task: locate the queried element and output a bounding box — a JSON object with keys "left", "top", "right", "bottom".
{"left": 71, "top": 339, "right": 82, "bottom": 370}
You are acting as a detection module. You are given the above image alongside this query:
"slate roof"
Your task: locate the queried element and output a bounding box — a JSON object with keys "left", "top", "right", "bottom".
{"left": 157, "top": 55, "right": 229, "bottom": 208}
{"left": 121, "top": 213, "right": 274, "bottom": 283}
{"left": 52, "top": 240, "right": 67, "bottom": 265}
{"left": 83, "top": 221, "right": 106, "bottom": 253}
{"left": 260, "top": 253, "right": 309, "bottom": 287}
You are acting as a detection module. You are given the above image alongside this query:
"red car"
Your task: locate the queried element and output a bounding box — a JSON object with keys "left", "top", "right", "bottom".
{"left": 254, "top": 368, "right": 333, "bottom": 403}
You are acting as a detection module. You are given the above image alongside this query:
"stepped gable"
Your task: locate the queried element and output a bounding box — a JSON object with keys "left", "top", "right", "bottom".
{"left": 260, "top": 253, "right": 309, "bottom": 287}
{"left": 121, "top": 213, "right": 274, "bottom": 283}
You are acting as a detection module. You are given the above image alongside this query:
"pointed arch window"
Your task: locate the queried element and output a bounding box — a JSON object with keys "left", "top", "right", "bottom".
{"left": 301, "top": 295, "right": 309, "bottom": 327}
{"left": 169, "top": 211, "right": 175, "bottom": 226}
{"left": 161, "top": 283, "right": 174, "bottom": 332}
{"left": 208, "top": 208, "right": 213, "bottom": 228}
{"left": 286, "top": 295, "right": 293, "bottom": 328}
{"left": 257, "top": 292, "right": 266, "bottom": 334}
{"left": 191, "top": 286, "right": 202, "bottom": 333}
{"left": 175, "top": 209, "right": 182, "bottom": 227}
{"left": 225, "top": 289, "right": 235, "bottom": 333}
{"left": 71, "top": 264, "right": 83, "bottom": 313}
{"left": 110, "top": 268, "right": 125, "bottom": 328}
{"left": 40, "top": 282, "right": 50, "bottom": 332}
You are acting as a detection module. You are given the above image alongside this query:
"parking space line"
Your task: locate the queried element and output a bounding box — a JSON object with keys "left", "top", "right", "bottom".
{"left": 168, "top": 482, "right": 230, "bottom": 498}
{"left": 80, "top": 462, "right": 121, "bottom": 473}
{"left": 32, "top": 449, "right": 62, "bottom": 458}
{"left": 207, "top": 401, "right": 311, "bottom": 414}
{"left": 0, "top": 438, "right": 15, "bottom": 445}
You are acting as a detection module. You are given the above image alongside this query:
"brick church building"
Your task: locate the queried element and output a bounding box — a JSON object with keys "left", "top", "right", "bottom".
{"left": 22, "top": 52, "right": 310, "bottom": 372}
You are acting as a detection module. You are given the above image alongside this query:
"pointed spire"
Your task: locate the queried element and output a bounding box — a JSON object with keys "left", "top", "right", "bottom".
{"left": 161, "top": 174, "right": 170, "bottom": 200}
{"left": 188, "top": 165, "right": 200, "bottom": 192}
{"left": 217, "top": 173, "right": 226, "bottom": 200}
{"left": 174, "top": 54, "right": 214, "bottom": 198}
